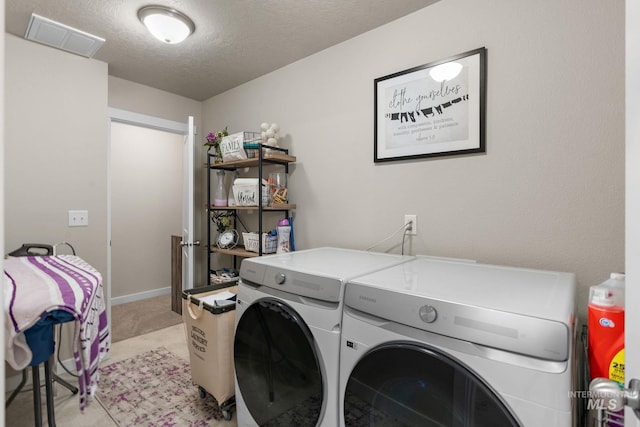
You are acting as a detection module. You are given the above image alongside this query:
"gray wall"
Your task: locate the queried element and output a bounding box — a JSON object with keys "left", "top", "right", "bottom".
{"left": 202, "top": 0, "right": 625, "bottom": 320}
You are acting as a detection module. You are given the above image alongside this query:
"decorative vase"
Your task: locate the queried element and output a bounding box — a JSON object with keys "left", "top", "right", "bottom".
{"left": 207, "top": 146, "right": 223, "bottom": 164}
{"left": 213, "top": 170, "right": 227, "bottom": 207}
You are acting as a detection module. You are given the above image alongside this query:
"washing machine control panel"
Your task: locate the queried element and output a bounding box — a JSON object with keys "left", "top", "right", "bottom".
{"left": 418, "top": 305, "right": 437, "bottom": 323}
{"left": 275, "top": 273, "right": 286, "bottom": 284}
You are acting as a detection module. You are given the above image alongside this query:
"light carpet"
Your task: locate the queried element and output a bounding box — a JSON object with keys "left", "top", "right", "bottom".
{"left": 97, "top": 347, "right": 223, "bottom": 426}
{"left": 110, "top": 294, "right": 183, "bottom": 342}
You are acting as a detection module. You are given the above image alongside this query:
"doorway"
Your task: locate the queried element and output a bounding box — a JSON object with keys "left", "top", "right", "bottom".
{"left": 110, "top": 122, "right": 183, "bottom": 303}
{"left": 107, "top": 108, "right": 191, "bottom": 338}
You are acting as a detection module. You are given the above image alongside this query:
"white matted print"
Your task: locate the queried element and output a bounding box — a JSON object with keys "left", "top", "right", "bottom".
{"left": 374, "top": 48, "right": 486, "bottom": 163}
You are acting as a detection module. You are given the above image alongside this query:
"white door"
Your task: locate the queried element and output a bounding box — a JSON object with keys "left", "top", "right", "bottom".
{"left": 625, "top": 0, "right": 640, "bottom": 424}
{"left": 182, "top": 116, "right": 197, "bottom": 290}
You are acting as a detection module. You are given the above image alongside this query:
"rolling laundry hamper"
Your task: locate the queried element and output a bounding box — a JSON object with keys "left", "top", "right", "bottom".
{"left": 182, "top": 283, "right": 237, "bottom": 421}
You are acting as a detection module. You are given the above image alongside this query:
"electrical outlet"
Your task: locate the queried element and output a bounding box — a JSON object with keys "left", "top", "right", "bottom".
{"left": 68, "top": 210, "right": 89, "bottom": 227}
{"left": 404, "top": 214, "right": 417, "bottom": 235}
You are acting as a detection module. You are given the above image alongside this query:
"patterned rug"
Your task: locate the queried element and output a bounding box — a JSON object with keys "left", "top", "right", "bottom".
{"left": 97, "top": 347, "right": 223, "bottom": 426}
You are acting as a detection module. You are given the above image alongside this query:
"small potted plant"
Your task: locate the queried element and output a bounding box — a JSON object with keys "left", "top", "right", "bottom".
{"left": 204, "top": 126, "right": 229, "bottom": 163}
{"left": 211, "top": 210, "right": 233, "bottom": 233}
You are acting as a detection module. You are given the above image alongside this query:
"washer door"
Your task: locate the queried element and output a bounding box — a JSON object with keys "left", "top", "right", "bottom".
{"left": 344, "top": 343, "right": 520, "bottom": 427}
{"left": 234, "top": 298, "right": 323, "bottom": 426}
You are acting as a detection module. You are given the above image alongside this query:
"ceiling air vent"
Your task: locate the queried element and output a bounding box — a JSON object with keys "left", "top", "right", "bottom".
{"left": 24, "top": 13, "right": 105, "bottom": 58}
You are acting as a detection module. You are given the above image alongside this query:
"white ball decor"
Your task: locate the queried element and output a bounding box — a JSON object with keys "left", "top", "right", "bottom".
{"left": 260, "top": 122, "right": 280, "bottom": 148}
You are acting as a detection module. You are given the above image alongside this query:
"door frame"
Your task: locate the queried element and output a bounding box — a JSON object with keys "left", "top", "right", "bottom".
{"left": 107, "top": 108, "right": 189, "bottom": 333}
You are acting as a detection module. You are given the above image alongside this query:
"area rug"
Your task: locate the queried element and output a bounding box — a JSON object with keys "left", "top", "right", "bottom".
{"left": 97, "top": 347, "right": 223, "bottom": 426}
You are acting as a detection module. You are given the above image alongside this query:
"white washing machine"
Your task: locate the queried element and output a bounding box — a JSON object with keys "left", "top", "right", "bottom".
{"left": 234, "top": 247, "right": 414, "bottom": 426}
{"left": 339, "top": 256, "right": 577, "bottom": 427}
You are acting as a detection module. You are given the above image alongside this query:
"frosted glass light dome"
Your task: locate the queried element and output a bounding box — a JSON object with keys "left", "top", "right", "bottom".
{"left": 138, "top": 6, "right": 195, "bottom": 44}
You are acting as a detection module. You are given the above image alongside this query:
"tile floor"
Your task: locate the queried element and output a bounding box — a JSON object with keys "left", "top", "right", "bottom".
{"left": 5, "top": 323, "right": 238, "bottom": 427}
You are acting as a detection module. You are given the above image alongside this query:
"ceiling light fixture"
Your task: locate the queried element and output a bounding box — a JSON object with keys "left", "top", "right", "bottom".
{"left": 138, "top": 5, "right": 195, "bottom": 44}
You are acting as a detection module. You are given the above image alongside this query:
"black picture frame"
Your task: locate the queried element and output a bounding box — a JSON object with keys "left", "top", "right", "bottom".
{"left": 374, "top": 47, "right": 486, "bottom": 163}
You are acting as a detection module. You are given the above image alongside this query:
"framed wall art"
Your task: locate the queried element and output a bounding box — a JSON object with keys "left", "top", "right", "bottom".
{"left": 374, "top": 47, "right": 486, "bottom": 163}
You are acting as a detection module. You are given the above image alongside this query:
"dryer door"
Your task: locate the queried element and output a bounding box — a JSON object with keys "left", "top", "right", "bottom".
{"left": 234, "top": 298, "right": 323, "bottom": 425}
{"left": 344, "top": 343, "right": 520, "bottom": 427}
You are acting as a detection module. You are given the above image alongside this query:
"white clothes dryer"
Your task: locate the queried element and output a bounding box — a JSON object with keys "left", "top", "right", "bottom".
{"left": 339, "top": 256, "right": 577, "bottom": 427}
{"left": 234, "top": 247, "right": 413, "bottom": 427}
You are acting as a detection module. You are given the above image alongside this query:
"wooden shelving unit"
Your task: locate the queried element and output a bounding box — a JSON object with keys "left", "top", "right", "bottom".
{"left": 206, "top": 153, "right": 296, "bottom": 170}
{"left": 206, "top": 204, "right": 296, "bottom": 212}
{"left": 210, "top": 246, "right": 259, "bottom": 258}
{"left": 206, "top": 144, "right": 296, "bottom": 279}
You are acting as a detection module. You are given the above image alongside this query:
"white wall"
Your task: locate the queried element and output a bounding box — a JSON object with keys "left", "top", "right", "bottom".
{"left": 5, "top": 34, "right": 108, "bottom": 275}
{"left": 110, "top": 123, "right": 183, "bottom": 299}
{"left": 4, "top": 41, "right": 204, "bottom": 293}
{"left": 109, "top": 76, "right": 202, "bottom": 126}
{"left": 3, "top": 37, "right": 203, "bottom": 383}
{"left": 1, "top": 1, "right": 6, "bottom": 422}
{"left": 4, "top": 32, "right": 108, "bottom": 378}
{"left": 626, "top": 0, "right": 639, "bottom": 423}
{"left": 202, "top": 0, "right": 625, "bottom": 320}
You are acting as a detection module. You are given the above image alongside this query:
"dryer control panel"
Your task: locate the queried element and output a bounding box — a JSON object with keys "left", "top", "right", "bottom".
{"left": 345, "top": 281, "right": 570, "bottom": 361}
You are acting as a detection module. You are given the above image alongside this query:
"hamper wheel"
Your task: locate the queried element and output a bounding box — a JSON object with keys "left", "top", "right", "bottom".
{"left": 220, "top": 396, "right": 235, "bottom": 421}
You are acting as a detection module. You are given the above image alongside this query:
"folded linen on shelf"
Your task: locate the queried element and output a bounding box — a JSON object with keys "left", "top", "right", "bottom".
{"left": 3, "top": 255, "right": 110, "bottom": 411}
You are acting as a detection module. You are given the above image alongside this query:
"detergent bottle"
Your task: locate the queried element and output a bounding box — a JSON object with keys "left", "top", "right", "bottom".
{"left": 588, "top": 273, "right": 625, "bottom": 387}
{"left": 276, "top": 218, "right": 291, "bottom": 254}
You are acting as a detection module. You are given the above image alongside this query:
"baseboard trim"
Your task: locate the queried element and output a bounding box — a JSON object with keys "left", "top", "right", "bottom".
{"left": 111, "top": 287, "right": 171, "bottom": 306}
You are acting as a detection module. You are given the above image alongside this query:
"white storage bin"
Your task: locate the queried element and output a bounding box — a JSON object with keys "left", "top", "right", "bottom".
{"left": 232, "top": 178, "right": 269, "bottom": 207}
{"left": 242, "top": 232, "right": 277, "bottom": 253}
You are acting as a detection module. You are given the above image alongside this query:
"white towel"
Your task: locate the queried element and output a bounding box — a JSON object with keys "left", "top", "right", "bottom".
{"left": 3, "top": 255, "right": 110, "bottom": 411}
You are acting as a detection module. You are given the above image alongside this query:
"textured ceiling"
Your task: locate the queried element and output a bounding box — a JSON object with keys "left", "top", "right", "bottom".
{"left": 6, "top": 0, "right": 438, "bottom": 101}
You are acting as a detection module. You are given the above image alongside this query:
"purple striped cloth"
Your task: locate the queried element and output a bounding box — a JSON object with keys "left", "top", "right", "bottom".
{"left": 3, "top": 255, "right": 110, "bottom": 411}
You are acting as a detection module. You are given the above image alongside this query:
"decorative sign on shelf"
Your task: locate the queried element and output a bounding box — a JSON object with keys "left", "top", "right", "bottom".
{"left": 374, "top": 47, "right": 487, "bottom": 163}
{"left": 220, "top": 132, "right": 248, "bottom": 162}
